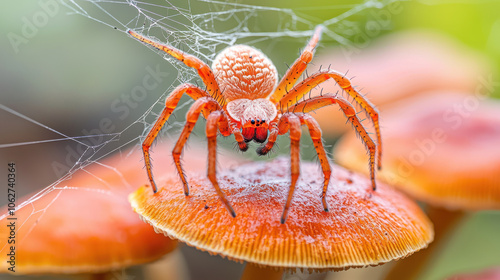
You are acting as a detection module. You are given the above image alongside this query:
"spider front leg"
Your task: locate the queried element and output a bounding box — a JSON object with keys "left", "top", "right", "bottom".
{"left": 171, "top": 97, "right": 220, "bottom": 195}
{"left": 278, "top": 70, "right": 382, "bottom": 170}
{"left": 277, "top": 113, "right": 302, "bottom": 224}
{"left": 298, "top": 114, "right": 332, "bottom": 211}
{"left": 142, "top": 84, "right": 211, "bottom": 193}
{"left": 128, "top": 30, "right": 225, "bottom": 104}
{"left": 206, "top": 111, "right": 236, "bottom": 217}
{"left": 268, "top": 25, "right": 324, "bottom": 104}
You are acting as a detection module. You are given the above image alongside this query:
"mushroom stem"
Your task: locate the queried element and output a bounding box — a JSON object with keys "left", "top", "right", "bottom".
{"left": 285, "top": 270, "right": 328, "bottom": 280}
{"left": 241, "top": 263, "right": 284, "bottom": 280}
{"left": 143, "top": 249, "right": 189, "bottom": 280}
{"left": 90, "top": 272, "right": 114, "bottom": 280}
{"left": 385, "top": 207, "right": 465, "bottom": 280}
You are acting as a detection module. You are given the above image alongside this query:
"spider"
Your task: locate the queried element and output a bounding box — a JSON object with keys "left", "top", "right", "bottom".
{"left": 128, "top": 25, "right": 381, "bottom": 224}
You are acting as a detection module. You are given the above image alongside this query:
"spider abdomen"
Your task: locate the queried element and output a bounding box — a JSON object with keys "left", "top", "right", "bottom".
{"left": 212, "top": 45, "right": 278, "bottom": 101}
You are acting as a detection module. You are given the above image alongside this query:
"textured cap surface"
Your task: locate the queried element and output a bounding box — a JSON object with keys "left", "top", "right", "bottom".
{"left": 130, "top": 158, "right": 433, "bottom": 270}
{"left": 335, "top": 93, "right": 500, "bottom": 210}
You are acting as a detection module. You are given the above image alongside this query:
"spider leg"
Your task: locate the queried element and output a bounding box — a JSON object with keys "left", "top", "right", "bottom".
{"left": 171, "top": 97, "right": 220, "bottom": 195}
{"left": 128, "top": 30, "right": 226, "bottom": 106}
{"left": 268, "top": 25, "right": 324, "bottom": 104}
{"left": 297, "top": 114, "right": 331, "bottom": 211}
{"left": 143, "top": 84, "right": 212, "bottom": 193}
{"left": 277, "top": 113, "right": 302, "bottom": 224}
{"left": 289, "top": 95, "right": 377, "bottom": 191}
{"left": 206, "top": 111, "right": 236, "bottom": 217}
{"left": 277, "top": 70, "right": 382, "bottom": 170}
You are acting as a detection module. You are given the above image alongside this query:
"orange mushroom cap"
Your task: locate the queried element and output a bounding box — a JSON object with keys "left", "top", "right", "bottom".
{"left": 0, "top": 187, "right": 177, "bottom": 274}
{"left": 0, "top": 142, "right": 243, "bottom": 274}
{"left": 129, "top": 157, "right": 433, "bottom": 270}
{"left": 311, "top": 31, "right": 492, "bottom": 137}
{"left": 335, "top": 93, "right": 500, "bottom": 210}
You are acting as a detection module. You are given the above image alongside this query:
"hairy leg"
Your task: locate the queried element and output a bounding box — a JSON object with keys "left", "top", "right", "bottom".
{"left": 268, "top": 25, "right": 324, "bottom": 104}
{"left": 289, "top": 95, "right": 377, "bottom": 191}
{"left": 171, "top": 98, "right": 220, "bottom": 195}
{"left": 142, "top": 84, "right": 212, "bottom": 193}
{"left": 277, "top": 114, "right": 302, "bottom": 224}
{"left": 277, "top": 70, "right": 381, "bottom": 170}
{"left": 206, "top": 111, "right": 236, "bottom": 217}
{"left": 298, "top": 114, "right": 332, "bottom": 211}
{"left": 128, "top": 30, "right": 226, "bottom": 105}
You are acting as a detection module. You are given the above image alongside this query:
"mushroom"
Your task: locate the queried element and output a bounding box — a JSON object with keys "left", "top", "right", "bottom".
{"left": 129, "top": 157, "right": 433, "bottom": 279}
{"left": 334, "top": 93, "right": 500, "bottom": 279}
{"left": 0, "top": 141, "right": 243, "bottom": 279}
{"left": 0, "top": 176, "right": 177, "bottom": 279}
{"left": 311, "top": 30, "right": 492, "bottom": 137}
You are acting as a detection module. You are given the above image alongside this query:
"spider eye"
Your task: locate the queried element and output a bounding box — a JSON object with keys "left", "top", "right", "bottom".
{"left": 262, "top": 119, "right": 266, "bottom": 123}
{"left": 251, "top": 119, "right": 255, "bottom": 125}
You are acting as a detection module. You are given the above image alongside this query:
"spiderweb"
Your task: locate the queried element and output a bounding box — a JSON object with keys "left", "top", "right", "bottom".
{"left": 0, "top": 0, "right": 400, "bottom": 275}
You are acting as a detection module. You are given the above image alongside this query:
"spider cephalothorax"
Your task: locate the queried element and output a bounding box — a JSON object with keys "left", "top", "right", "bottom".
{"left": 128, "top": 26, "right": 382, "bottom": 223}
{"left": 226, "top": 98, "right": 277, "bottom": 143}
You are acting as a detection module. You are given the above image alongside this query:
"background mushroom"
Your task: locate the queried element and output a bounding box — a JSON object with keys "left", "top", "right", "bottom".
{"left": 0, "top": 184, "right": 178, "bottom": 279}
{"left": 310, "top": 30, "right": 493, "bottom": 137}
{"left": 130, "top": 157, "right": 433, "bottom": 279}
{"left": 447, "top": 267, "right": 500, "bottom": 280}
{"left": 0, "top": 141, "right": 245, "bottom": 279}
{"left": 334, "top": 93, "right": 500, "bottom": 279}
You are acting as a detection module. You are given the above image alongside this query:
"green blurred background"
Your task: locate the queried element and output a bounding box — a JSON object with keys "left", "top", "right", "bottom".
{"left": 1, "top": 0, "right": 499, "bottom": 279}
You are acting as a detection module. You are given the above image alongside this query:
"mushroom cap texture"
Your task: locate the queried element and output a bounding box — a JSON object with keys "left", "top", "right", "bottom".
{"left": 335, "top": 93, "right": 500, "bottom": 210}
{"left": 129, "top": 157, "right": 433, "bottom": 270}
{"left": 0, "top": 142, "right": 240, "bottom": 275}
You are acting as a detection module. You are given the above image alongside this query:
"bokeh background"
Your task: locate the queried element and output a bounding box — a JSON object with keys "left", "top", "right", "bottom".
{"left": 1, "top": 0, "right": 499, "bottom": 279}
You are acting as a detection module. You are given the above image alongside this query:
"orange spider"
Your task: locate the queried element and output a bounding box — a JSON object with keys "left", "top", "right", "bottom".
{"left": 128, "top": 25, "right": 381, "bottom": 223}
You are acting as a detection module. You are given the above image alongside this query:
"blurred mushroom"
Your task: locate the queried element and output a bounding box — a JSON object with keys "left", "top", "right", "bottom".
{"left": 0, "top": 140, "right": 245, "bottom": 279}
{"left": 129, "top": 157, "right": 433, "bottom": 279}
{"left": 447, "top": 267, "right": 500, "bottom": 280}
{"left": 0, "top": 173, "right": 177, "bottom": 279}
{"left": 334, "top": 93, "right": 500, "bottom": 279}
{"left": 335, "top": 93, "right": 500, "bottom": 210}
{"left": 310, "top": 30, "right": 493, "bottom": 137}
